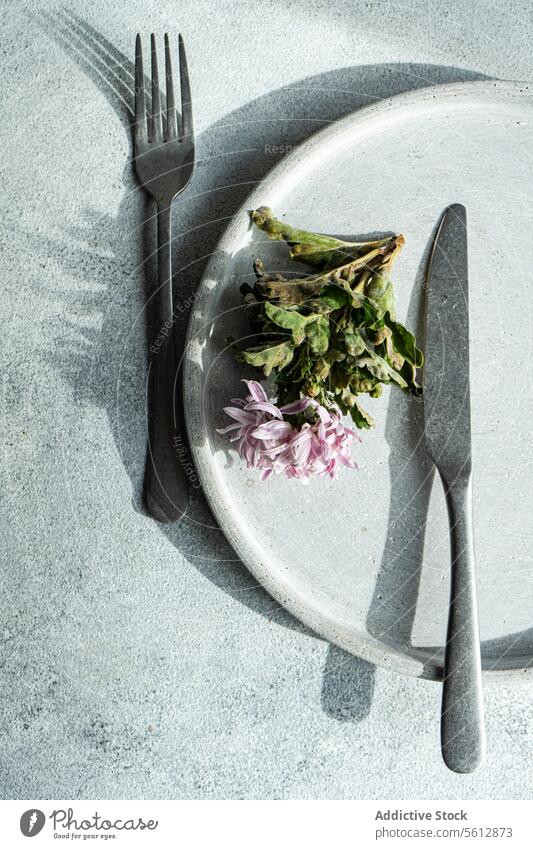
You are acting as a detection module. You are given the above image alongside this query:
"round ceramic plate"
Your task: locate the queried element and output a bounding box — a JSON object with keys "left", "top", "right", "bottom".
{"left": 183, "top": 81, "right": 533, "bottom": 680}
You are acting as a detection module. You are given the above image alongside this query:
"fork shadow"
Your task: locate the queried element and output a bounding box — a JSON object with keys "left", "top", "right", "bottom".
{"left": 32, "top": 7, "right": 495, "bottom": 721}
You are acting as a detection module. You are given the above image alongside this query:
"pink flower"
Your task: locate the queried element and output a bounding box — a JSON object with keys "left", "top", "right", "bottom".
{"left": 217, "top": 380, "right": 360, "bottom": 482}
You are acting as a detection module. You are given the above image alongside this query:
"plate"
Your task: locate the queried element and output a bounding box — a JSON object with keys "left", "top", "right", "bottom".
{"left": 183, "top": 81, "right": 533, "bottom": 679}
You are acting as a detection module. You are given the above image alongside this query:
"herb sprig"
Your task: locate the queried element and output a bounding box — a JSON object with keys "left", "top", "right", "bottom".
{"left": 235, "top": 207, "right": 423, "bottom": 429}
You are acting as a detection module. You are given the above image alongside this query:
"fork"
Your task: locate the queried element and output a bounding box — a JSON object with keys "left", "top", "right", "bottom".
{"left": 133, "top": 34, "right": 195, "bottom": 523}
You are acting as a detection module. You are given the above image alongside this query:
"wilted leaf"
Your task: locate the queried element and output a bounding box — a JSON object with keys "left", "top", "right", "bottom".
{"left": 384, "top": 312, "right": 424, "bottom": 368}
{"left": 313, "top": 357, "right": 330, "bottom": 379}
{"left": 359, "top": 346, "right": 408, "bottom": 388}
{"left": 350, "top": 401, "right": 375, "bottom": 429}
{"left": 306, "top": 314, "right": 330, "bottom": 354}
{"left": 250, "top": 206, "right": 395, "bottom": 270}
{"left": 343, "top": 327, "right": 366, "bottom": 357}
{"left": 319, "top": 283, "right": 351, "bottom": 310}
{"left": 365, "top": 272, "right": 396, "bottom": 318}
{"left": 352, "top": 297, "right": 382, "bottom": 329}
{"left": 330, "top": 362, "right": 352, "bottom": 389}
{"left": 348, "top": 367, "right": 379, "bottom": 394}
{"left": 264, "top": 302, "right": 309, "bottom": 344}
{"left": 241, "top": 341, "right": 294, "bottom": 376}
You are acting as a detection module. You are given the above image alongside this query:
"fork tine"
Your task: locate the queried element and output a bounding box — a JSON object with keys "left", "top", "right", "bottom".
{"left": 178, "top": 34, "right": 193, "bottom": 141}
{"left": 134, "top": 34, "right": 147, "bottom": 143}
{"left": 164, "top": 34, "right": 178, "bottom": 140}
{"left": 150, "top": 34, "right": 163, "bottom": 142}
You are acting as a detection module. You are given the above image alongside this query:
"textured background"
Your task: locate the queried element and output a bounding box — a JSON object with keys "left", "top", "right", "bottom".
{"left": 1, "top": 0, "right": 532, "bottom": 799}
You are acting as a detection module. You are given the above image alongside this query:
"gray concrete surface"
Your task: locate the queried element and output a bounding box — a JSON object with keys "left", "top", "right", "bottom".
{"left": 1, "top": 0, "right": 532, "bottom": 799}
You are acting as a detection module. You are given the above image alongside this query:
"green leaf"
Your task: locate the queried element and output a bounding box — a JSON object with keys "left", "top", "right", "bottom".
{"left": 263, "top": 302, "right": 330, "bottom": 354}
{"left": 313, "top": 357, "right": 330, "bottom": 380}
{"left": 241, "top": 341, "right": 294, "bottom": 376}
{"left": 351, "top": 297, "right": 382, "bottom": 329}
{"left": 348, "top": 367, "right": 379, "bottom": 394}
{"left": 384, "top": 312, "right": 424, "bottom": 368}
{"left": 306, "top": 314, "right": 330, "bottom": 354}
{"left": 350, "top": 401, "right": 375, "bottom": 429}
{"left": 399, "top": 360, "right": 423, "bottom": 396}
{"left": 264, "top": 301, "right": 308, "bottom": 344}
{"left": 319, "top": 283, "right": 351, "bottom": 310}
{"left": 250, "top": 207, "right": 395, "bottom": 270}
{"left": 250, "top": 207, "right": 345, "bottom": 253}
{"left": 359, "top": 345, "right": 407, "bottom": 388}
{"left": 343, "top": 327, "right": 365, "bottom": 357}
{"left": 365, "top": 272, "right": 396, "bottom": 318}
{"left": 330, "top": 362, "right": 352, "bottom": 389}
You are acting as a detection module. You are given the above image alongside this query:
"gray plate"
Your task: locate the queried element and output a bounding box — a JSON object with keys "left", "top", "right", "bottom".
{"left": 183, "top": 81, "right": 533, "bottom": 680}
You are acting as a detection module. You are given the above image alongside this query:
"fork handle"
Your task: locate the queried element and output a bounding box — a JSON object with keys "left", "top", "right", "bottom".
{"left": 144, "top": 203, "right": 190, "bottom": 522}
{"left": 440, "top": 476, "right": 485, "bottom": 773}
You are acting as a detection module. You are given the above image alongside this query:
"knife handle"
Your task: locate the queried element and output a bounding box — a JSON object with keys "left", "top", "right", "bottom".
{"left": 440, "top": 476, "right": 485, "bottom": 773}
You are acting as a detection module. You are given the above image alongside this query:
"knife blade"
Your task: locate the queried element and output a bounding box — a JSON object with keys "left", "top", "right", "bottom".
{"left": 424, "top": 203, "right": 471, "bottom": 479}
{"left": 424, "top": 204, "right": 485, "bottom": 774}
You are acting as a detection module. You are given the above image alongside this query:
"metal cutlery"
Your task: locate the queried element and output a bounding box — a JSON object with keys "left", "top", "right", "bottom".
{"left": 133, "top": 33, "right": 195, "bottom": 523}
{"left": 424, "top": 204, "right": 485, "bottom": 773}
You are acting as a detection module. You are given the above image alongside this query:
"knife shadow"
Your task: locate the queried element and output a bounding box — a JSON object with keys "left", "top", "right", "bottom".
{"left": 31, "top": 7, "right": 495, "bottom": 721}
{"left": 365, "top": 224, "right": 439, "bottom": 674}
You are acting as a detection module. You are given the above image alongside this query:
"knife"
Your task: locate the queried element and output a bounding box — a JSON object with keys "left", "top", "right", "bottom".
{"left": 424, "top": 203, "right": 485, "bottom": 773}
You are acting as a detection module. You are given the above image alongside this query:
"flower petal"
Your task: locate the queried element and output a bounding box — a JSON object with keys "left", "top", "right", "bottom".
{"left": 279, "top": 398, "right": 310, "bottom": 415}
{"left": 223, "top": 406, "right": 258, "bottom": 425}
{"left": 251, "top": 421, "right": 294, "bottom": 440}
{"left": 243, "top": 380, "right": 268, "bottom": 404}
{"left": 244, "top": 401, "right": 283, "bottom": 419}
{"left": 216, "top": 423, "right": 242, "bottom": 434}
{"left": 290, "top": 429, "right": 312, "bottom": 464}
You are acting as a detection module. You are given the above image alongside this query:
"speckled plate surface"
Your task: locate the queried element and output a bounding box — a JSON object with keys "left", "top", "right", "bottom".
{"left": 183, "top": 81, "right": 533, "bottom": 680}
